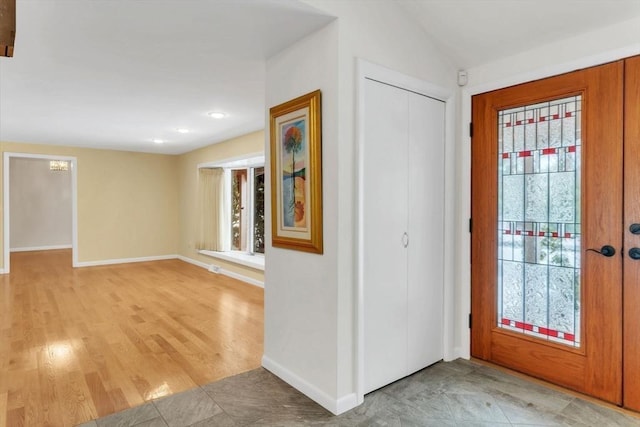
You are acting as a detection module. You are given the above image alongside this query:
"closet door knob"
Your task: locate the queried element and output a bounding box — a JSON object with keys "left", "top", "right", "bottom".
{"left": 402, "top": 232, "right": 409, "bottom": 248}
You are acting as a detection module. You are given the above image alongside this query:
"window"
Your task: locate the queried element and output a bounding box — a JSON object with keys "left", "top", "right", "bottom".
{"left": 230, "top": 166, "right": 265, "bottom": 254}
{"left": 197, "top": 155, "right": 265, "bottom": 268}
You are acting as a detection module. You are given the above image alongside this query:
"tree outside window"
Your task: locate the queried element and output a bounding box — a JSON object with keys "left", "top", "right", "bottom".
{"left": 230, "top": 166, "right": 264, "bottom": 254}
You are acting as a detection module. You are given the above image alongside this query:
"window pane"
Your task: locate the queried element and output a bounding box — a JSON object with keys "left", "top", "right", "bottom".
{"left": 497, "top": 95, "right": 581, "bottom": 347}
{"left": 231, "top": 169, "right": 248, "bottom": 251}
{"left": 254, "top": 167, "right": 265, "bottom": 254}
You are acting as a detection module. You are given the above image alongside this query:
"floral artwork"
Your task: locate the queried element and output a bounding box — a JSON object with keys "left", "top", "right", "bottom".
{"left": 270, "top": 90, "right": 322, "bottom": 253}
{"left": 282, "top": 121, "right": 307, "bottom": 228}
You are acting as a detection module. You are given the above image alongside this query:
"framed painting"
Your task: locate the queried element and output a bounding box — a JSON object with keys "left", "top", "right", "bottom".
{"left": 269, "top": 89, "right": 323, "bottom": 254}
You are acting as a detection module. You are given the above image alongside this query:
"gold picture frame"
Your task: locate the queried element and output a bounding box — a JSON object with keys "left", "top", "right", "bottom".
{"left": 269, "top": 90, "right": 323, "bottom": 254}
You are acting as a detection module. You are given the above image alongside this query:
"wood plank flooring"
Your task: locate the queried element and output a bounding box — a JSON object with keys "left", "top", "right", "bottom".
{"left": 0, "top": 250, "right": 264, "bottom": 427}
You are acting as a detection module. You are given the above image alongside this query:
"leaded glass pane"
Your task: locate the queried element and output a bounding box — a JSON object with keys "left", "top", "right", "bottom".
{"left": 550, "top": 172, "right": 575, "bottom": 223}
{"left": 525, "top": 174, "right": 548, "bottom": 222}
{"left": 502, "top": 175, "right": 524, "bottom": 221}
{"left": 497, "top": 95, "right": 581, "bottom": 347}
{"left": 501, "top": 261, "right": 524, "bottom": 323}
{"left": 525, "top": 264, "right": 548, "bottom": 328}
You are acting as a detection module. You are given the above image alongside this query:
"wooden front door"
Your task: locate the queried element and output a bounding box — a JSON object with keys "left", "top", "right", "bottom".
{"left": 623, "top": 55, "right": 640, "bottom": 412}
{"left": 471, "top": 61, "right": 625, "bottom": 404}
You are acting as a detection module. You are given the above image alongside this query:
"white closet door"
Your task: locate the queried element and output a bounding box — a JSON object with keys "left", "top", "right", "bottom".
{"left": 363, "top": 78, "right": 409, "bottom": 393}
{"left": 407, "top": 92, "right": 445, "bottom": 373}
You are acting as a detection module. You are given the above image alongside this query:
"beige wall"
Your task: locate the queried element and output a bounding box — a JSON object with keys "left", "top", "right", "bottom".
{"left": 177, "top": 130, "right": 264, "bottom": 282}
{"left": 1, "top": 142, "right": 179, "bottom": 266}
{"left": 1, "top": 133, "right": 264, "bottom": 280}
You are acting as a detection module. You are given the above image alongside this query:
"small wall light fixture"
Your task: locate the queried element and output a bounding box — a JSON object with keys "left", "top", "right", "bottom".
{"left": 49, "top": 160, "right": 69, "bottom": 171}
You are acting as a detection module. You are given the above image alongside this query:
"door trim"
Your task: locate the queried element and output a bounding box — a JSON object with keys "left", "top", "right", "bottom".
{"left": 355, "top": 59, "right": 455, "bottom": 403}
{"left": 3, "top": 152, "right": 79, "bottom": 273}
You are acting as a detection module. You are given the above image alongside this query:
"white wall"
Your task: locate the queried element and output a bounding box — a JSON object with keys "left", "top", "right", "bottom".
{"left": 264, "top": 0, "right": 457, "bottom": 415}
{"left": 9, "top": 157, "right": 72, "bottom": 251}
{"left": 467, "top": 15, "right": 640, "bottom": 91}
{"left": 456, "top": 15, "right": 640, "bottom": 359}
{"left": 313, "top": 3, "right": 458, "bottom": 404}
{"left": 264, "top": 18, "right": 341, "bottom": 412}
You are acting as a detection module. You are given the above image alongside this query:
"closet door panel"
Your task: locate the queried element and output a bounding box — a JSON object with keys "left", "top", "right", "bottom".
{"left": 407, "top": 93, "right": 446, "bottom": 373}
{"left": 363, "top": 78, "right": 409, "bottom": 392}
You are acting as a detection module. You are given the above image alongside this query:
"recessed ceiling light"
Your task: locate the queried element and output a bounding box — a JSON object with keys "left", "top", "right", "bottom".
{"left": 176, "top": 128, "right": 189, "bottom": 134}
{"left": 152, "top": 138, "right": 164, "bottom": 144}
{"left": 207, "top": 111, "right": 226, "bottom": 119}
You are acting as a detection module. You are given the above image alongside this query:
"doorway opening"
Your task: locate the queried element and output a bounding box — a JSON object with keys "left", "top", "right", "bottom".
{"left": 3, "top": 152, "right": 79, "bottom": 273}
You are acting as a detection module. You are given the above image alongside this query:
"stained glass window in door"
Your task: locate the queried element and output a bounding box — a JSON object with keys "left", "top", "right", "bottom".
{"left": 497, "top": 96, "right": 581, "bottom": 347}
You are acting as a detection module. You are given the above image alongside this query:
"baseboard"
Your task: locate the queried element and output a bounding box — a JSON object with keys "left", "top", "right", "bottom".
{"left": 454, "top": 345, "right": 470, "bottom": 360}
{"left": 450, "top": 346, "right": 461, "bottom": 361}
{"left": 11, "top": 245, "right": 72, "bottom": 253}
{"left": 220, "top": 268, "right": 264, "bottom": 288}
{"left": 177, "top": 255, "right": 264, "bottom": 288}
{"left": 75, "top": 254, "right": 177, "bottom": 267}
{"left": 261, "top": 355, "right": 359, "bottom": 415}
{"left": 444, "top": 345, "right": 461, "bottom": 362}
{"left": 177, "top": 255, "right": 209, "bottom": 269}
{"left": 335, "top": 392, "right": 359, "bottom": 415}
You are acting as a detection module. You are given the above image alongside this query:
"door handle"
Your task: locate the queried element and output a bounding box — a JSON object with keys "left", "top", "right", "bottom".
{"left": 629, "top": 248, "right": 640, "bottom": 260}
{"left": 587, "top": 245, "right": 616, "bottom": 257}
{"left": 630, "top": 224, "right": 640, "bottom": 235}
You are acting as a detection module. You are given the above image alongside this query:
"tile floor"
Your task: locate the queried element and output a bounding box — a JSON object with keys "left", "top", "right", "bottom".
{"left": 77, "top": 359, "right": 640, "bottom": 426}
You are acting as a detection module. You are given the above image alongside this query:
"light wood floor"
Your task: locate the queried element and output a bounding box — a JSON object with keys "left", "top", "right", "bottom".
{"left": 0, "top": 250, "right": 264, "bottom": 427}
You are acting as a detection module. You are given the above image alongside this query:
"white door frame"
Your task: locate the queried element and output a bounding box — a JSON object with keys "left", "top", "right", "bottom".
{"left": 355, "top": 59, "right": 456, "bottom": 403}
{"left": 3, "top": 152, "right": 79, "bottom": 273}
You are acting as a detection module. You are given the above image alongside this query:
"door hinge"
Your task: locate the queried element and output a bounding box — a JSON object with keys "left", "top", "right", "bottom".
{"left": 468, "top": 313, "right": 472, "bottom": 329}
{"left": 469, "top": 122, "right": 473, "bottom": 138}
{"left": 469, "top": 218, "right": 472, "bottom": 233}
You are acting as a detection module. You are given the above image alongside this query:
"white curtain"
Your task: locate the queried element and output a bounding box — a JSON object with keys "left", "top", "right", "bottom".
{"left": 196, "top": 168, "right": 228, "bottom": 251}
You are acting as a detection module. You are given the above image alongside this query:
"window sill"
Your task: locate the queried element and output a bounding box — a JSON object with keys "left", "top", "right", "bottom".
{"left": 198, "top": 250, "right": 265, "bottom": 271}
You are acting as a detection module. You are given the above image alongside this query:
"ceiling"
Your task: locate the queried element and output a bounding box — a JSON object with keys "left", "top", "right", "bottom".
{"left": 0, "top": 0, "right": 333, "bottom": 155}
{"left": 2, "top": 1, "right": 640, "bottom": 155}
{"left": 396, "top": 0, "right": 640, "bottom": 70}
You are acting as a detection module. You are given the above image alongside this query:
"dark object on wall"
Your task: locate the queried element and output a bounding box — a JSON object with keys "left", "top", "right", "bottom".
{"left": 0, "top": 0, "right": 15, "bottom": 57}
